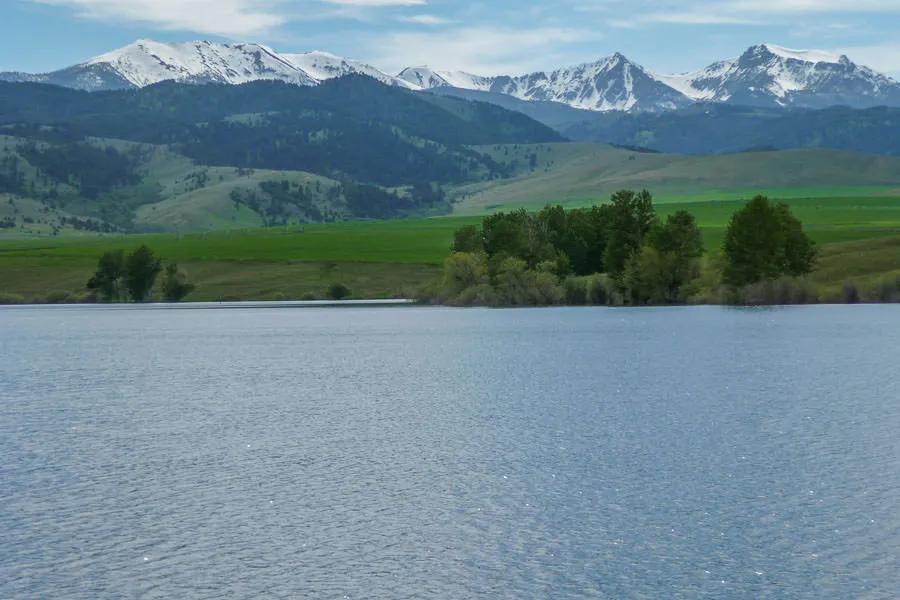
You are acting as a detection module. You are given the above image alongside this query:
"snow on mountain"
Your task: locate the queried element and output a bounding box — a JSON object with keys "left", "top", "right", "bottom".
{"left": 658, "top": 43, "right": 900, "bottom": 108}
{"left": 491, "top": 54, "right": 692, "bottom": 112}
{"left": 0, "top": 39, "right": 416, "bottom": 93}
{"left": 283, "top": 51, "right": 416, "bottom": 89}
{"left": 86, "top": 39, "right": 318, "bottom": 88}
{"left": 657, "top": 60, "right": 734, "bottom": 102}
{"left": 396, "top": 67, "right": 491, "bottom": 91}
{"left": 0, "top": 40, "right": 318, "bottom": 91}
{"left": 400, "top": 54, "right": 692, "bottom": 113}
{"left": 763, "top": 44, "right": 843, "bottom": 65}
{"left": 401, "top": 44, "right": 900, "bottom": 112}
{"left": 3, "top": 39, "right": 899, "bottom": 113}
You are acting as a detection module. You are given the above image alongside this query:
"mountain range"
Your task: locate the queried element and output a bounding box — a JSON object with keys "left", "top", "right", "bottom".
{"left": 3, "top": 39, "right": 899, "bottom": 113}
{"left": 2, "top": 67, "right": 900, "bottom": 236}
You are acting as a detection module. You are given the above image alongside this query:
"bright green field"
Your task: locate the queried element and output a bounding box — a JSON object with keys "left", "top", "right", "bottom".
{"left": 2, "top": 195, "right": 900, "bottom": 302}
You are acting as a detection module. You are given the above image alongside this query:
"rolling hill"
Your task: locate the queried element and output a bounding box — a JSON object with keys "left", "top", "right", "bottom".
{"left": 451, "top": 143, "right": 900, "bottom": 213}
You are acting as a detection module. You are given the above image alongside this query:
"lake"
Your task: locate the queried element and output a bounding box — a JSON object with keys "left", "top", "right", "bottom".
{"left": 2, "top": 304, "right": 899, "bottom": 599}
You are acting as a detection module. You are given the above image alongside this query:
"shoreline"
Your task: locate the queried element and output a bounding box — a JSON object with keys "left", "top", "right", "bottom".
{"left": 2, "top": 299, "right": 896, "bottom": 309}
{"left": 0, "top": 299, "right": 418, "bottom": 309}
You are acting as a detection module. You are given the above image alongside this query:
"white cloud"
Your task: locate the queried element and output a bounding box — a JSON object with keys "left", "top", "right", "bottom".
{"left": 597, "top": 0, "right": 900, "bottom": 28}
{"left": 322, "top": 0, "right": 424, "bottom": 5}
{"left": 399, "top": 14, "right": 450, "bottom": 25}
{"left": 29, "top": 0, "right": 426, "bottom": 37}
{"left": 726, "top": 0, "right": 900, "bottom": 12}
{"left": 32, "top": 0, "right": 287, "bottom": 37}
{"left": 369, "top": 26, "right": 601, "bottom": 75}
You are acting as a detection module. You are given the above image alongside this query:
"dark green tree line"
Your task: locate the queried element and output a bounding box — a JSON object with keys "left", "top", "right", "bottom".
{"left": 441, "top": 190, "right": 817, "bottom": 307}
{"left": 444, "top": 189, "right": 705, "bottom": 306}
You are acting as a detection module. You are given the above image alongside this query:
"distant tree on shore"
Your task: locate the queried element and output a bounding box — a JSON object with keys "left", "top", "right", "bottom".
{"left": 626, "top": 210, "right": 705, "bottom": 304}
{"left": 604, "top": 189, "right": 656, "bottom": 280}
{"left": 124, "top": 245, "right": 162, "bottom": 303}
{"left": 160, "top": 262, "right": 195, "bottom": 302}
{"left": 87, "top": 245, "right": 169, "bottom": 303}
{"left": 723, "top": 196, "right": 816, "bottom": 286}
{"left": 87, "top": 250, "right": 126, "bottom": 303}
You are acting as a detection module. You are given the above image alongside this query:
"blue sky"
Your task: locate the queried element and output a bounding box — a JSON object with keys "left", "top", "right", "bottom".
{"left": 3, "top": 0, "right": 900, "bottom": 77}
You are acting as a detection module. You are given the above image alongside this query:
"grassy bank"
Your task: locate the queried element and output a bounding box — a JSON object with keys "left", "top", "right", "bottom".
{"left": 2, "top": 194, "right": 900, "bottom": 303}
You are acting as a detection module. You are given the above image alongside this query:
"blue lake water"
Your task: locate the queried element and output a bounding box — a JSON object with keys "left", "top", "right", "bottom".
{"left": 2, "top": 304, "right": 899, "bottom": 599}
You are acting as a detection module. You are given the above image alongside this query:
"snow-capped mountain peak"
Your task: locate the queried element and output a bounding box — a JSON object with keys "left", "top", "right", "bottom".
{"left": 84, "top": 39, "right": 317, "bottom": 88}
{"left": 658, "top": 43, "right": 899, "bottom": 108}
{"left": 283, "top": 51, "right": 417, "bottom": 89}
{"left": 399, "top": 54, "right": 693, "bottom": 113}
{"left": 490, "top": 54, "right": 685, "bottom": 112}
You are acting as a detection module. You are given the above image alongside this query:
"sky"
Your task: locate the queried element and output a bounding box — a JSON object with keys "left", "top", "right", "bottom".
{"left": 2, "top": 0, "right": 900, "bottom": 78}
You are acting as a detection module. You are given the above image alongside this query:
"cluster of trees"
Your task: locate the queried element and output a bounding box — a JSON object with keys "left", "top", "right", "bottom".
{"left": 87, "top": 245, "right": 194, "bottom": 303}
{"left": 231, "top": 180, "right": 327, "bottom": 226}
{"left": 438, "top": 191, "right": 816, "bottom": 306}
{"left": 18, "top": 142, "right": 139, "bottom": 199}
{"left": 446, "top": 190, "right": 704, "bottom": 305}
{"left": 228, "top": 178, "right": 447, "bottom": 225}
{"left": 343, "top": 181, "right": 447, "bottom": 219}
{"left": 258, "top": 180, "right": 323, "bottom": 223}
{"left": 59, "top": 216, "right": 118, "bottom": 233}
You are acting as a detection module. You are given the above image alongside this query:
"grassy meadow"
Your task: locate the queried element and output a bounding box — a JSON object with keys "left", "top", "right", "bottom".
{"left": 2, "top": 192, "right": 900, "bottom": 302}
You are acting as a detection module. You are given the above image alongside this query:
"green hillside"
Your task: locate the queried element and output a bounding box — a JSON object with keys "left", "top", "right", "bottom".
{"left": 452, "top": 143, "right": 900, "bottom": 214}
{"left": 0, "top": 137, "right": 354, "bottom": 235}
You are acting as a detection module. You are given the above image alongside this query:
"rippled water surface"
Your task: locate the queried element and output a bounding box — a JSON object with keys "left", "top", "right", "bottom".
{"left": 2, "top": 304, "right": 900, "bottom": 599}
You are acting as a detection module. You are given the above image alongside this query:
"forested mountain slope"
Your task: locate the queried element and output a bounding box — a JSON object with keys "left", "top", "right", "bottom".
{"left": 0, "top": 76, "right": 563, "bottom": 234}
